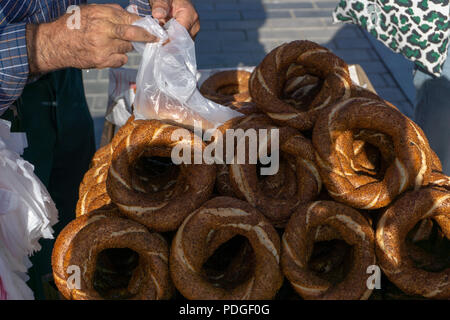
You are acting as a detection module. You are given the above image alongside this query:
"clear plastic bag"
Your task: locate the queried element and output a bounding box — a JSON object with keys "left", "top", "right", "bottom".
{"left": 132, "top": 17, "right": 242, "bottom": 130}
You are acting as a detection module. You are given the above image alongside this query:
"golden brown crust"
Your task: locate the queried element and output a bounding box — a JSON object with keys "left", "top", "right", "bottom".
{"left": 106, "top": 119, "right": 216, "bottom": 232}
{"left": 281, "top": 200, "right": 376, "bottom": 300}
{"left": 375, "top": 187, "right": 450, "bottom": 299}
{"left": 90, "top": 144, "right": 113, "bottom": 168}
{"left": 76, "top": 182, "right": 112, "bottom": 217}
{"left": 78, "top": 159, "right": 111, "bottom": 217}
{"left": 228, "top": 115, "right": 321, "bottom": 226}
{"left": 200, "top": 70, "right": 252, "bottom": 104}
{"left": 312, "top": 97, "right": 434, "bottom": 209}
{"left": 214, "top": 114, "right": 273, "bottom": 198}
{"left": 249, "top": 41, "right": 352, "bottom": 130}
{"left": 170, "top": 197, "right": 283, "bottom": 299}
{"left": 222, "top": 101, "right": 260, "bottom": 115}
{"left": 52, "top": 209, "right": 173, "bottom": 300}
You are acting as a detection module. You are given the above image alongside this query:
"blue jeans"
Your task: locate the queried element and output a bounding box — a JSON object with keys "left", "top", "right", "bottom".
{"left": 413, "top": 50, "right": 450, "bottom": 174}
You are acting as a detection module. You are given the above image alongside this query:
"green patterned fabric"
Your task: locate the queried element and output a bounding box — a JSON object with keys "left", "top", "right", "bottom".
{"left": 333, "top": 0, "right": 450, "bottom": 76}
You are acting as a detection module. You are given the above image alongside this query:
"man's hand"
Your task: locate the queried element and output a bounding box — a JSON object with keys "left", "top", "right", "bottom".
{"left": 150, "top": 0, "right": 200, "bottom": 39}
{"left": 26, "top": 4, "right": 157, "bottom": 74}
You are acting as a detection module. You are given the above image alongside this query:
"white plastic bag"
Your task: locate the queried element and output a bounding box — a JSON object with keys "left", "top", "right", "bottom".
{"left": 132, "top": 17, "right": 242, "bottom": 130}
{"left": 0, "top": 120, "right": 58, "bottom": 299}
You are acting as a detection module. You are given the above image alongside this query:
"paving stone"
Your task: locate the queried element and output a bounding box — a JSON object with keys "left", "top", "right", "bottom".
{"left": 241, "top": 0, "right": 312, "bottom": 2}
{"left": 194, "top": 0, "right": 237, "bottom": 3}
{"left": 83, "top": 81, "right": 108, "bottom": 95}
{"left": 357, "top": 61, "right": 388, "bottom": 73}
{"left": 219, "top": 18, "right": 325, "bottom": 30}
{"left": 216, "top": 2, "right": 313, "bottom": 10}
{"left": 97, "top": 69, "right": 109, "bottom": 81}
{"left": 82, "top": 69, "right": 99, "bottom": 80}
{"left": 215, "top": 3, "right": 268, "bottom": 10}
{"left": 247, "top": 29, "right": 302, "bottom": 40}
{"left": 293, "top": 9, "right": 334, "bottom": 18}
{"left": 197, "top": 30, "right": 246, "bottom": 41}
{"left": 90, "top": 96, "right": 108, "bottom": 115}
{"left": 94, "top": 95, "right": 108, "bottom": 110}
{"left": 264, "top": 2, "right": 314, "bottom": 9}
{"left": 197, "top": 10, "right": 241, "bottom": 21}
{"left": 376, "top": 88, "right": 407, "bottom": 103}
{"left": 85, "top": 96, "right": 95, "bottom": 109}
{"left": 382, "top": 72, "right": 398, "bottom": 87}
{"left": 366, "top": 73, "right": 388, "bottom": 88}
{"left": 218, "top": 20, "right": 265, "bottom": 30}
{"left": 332, "top": 49, "right": 379, "bottom": 63}
{"left": 241, "top": 10, "right": 292, "bottom": 20}
{"left": 321, "top": 42, "right": 337, "bottom": 50}
{"left": 303, "top": 26, "right": 363, "bottom": 39}
{"left": 248, "top": 26, "right": 360, "bottom": 42}
{"left": 220, "top": 40, "right": 264, "bottom": 53}
{"left": 196, "top": 40, "right": 222, "bottom": 53}
{"left": 197, "top": 53, "right": 257, "bottom": 68}
{"left": 198, "top": 20, "right": 217, "bottom": 30}
{"left": 315, "top": 1, "right": 339, "bottom": 8}
{"left": 334, "top": 37, "right": 373, "bottom": 49}
{"left": 194, "top": 3, "right": 214, "bottom": 11}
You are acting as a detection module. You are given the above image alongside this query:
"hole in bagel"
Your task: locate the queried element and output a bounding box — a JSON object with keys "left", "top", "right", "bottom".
{"left": 202, "top": 235, "right": 256, "bottom": 290}
{"left": 93, "top": 248, "right": 140, "bottom": 299}
{"left": 352, "top": 141, "right": 384, "bottom": 178}
{"left": 132, "top": 153, "right": 180, "bottom": 194}
{"left": 281, "top": 66, "right": 323, "bottom": 111}
{"left": 217, "top": 84, "right": 242, "bottom": 96}
{"left": 257, "top": 156, "right": 297, "bottom": 199}
{"left": 308, "top": 239, "right": 353, "bottom": 285}
{"left": 406, "top": 220, "right": 450, "bottom": 272}
{"left": 134, "top": 155, "right": 178, "bottom": 177}
{"left": 351, "top": 130, "right": 395, "bottom": 179}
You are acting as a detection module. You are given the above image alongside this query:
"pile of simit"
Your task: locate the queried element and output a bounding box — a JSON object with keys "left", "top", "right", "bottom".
{"left": 52, "top": 40, "right": 450, "bottom": 300}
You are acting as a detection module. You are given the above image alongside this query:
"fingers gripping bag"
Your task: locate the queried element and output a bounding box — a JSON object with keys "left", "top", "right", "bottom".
{"left": 132, "top": 17, "right": 242, "bottom": 130}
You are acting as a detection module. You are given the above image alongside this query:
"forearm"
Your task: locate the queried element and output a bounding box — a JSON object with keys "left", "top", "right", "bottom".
{"left": 23, "top": 3, "right": 156, "bottom": 76}
{"left": 26, "top": 20, "right": 68, "bottom": 74}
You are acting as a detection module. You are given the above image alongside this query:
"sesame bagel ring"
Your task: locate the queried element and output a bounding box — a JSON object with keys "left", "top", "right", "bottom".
{"left": 52, "top": 209, "right": 120, "bottom": 299}
{"left": 281, "top": 200, "right": 376, "bottom": 300}
{"left": 200, "top": 70, "right": 252, "bottom": 104}
{"left": 249, "top": 40, "right": 352, "bottom": 130}
{"left": 76, "top": 182, "right": 112, "bottom": 217}
{"left": 77, "top": 153, "right": 112, "bottom": 217}
{"left": 79, "top": 159, "right": 110, "bottom": 196}
{"left": 52, "top": 210, "right": 173, "bottom": 300}
{"left": 351, "top": 129, "right": 395, "bottom": 177}
{"left": 106, "top": 119, "right": 216, "bottom": 232}
{"left": 77, "top": 116, "right": 143, "bottom": 216}
{"left": 78, "top": 115, "right": 179, "bottom": 218}
{"left": 229, "top": 116, "right": 322, "bottom": 226}
{"left": 90, "top": 143, "right": 113, "bottom": 168}
{"left": 313, "top": 97, "right": 434, "bottom": 210}
{"left": 375, "top": 186, "right": 450, "bottom": 299}
{"left": 214, "top": 113, "right": 274, "bottom": 198}
{"left": 223, "top": 101, "right": 260, "bottom": 115}
{"left": 170, "top": 197, "right": 283, "bottom": 300}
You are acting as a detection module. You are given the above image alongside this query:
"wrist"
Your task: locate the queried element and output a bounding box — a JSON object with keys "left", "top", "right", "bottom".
{"left": 26, "top": 20, "right": 68, "bottom": 74}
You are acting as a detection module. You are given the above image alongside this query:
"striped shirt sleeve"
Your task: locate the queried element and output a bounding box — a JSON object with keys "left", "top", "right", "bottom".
{"left": 0, "top": 22, "right": 29, "bottom": 115}
{"left": 129, "top": 0, "right": 152, "bottom": 17}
